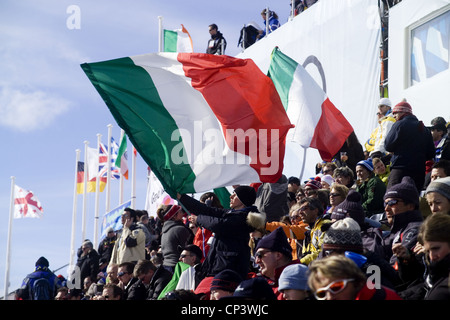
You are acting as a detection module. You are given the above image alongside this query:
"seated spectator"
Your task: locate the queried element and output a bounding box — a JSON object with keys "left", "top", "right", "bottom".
{"left": 322, "top": 162, "right": 338, "bottom": 177}
{"left": 304, "top": 178, "right": 322, "bottom": 197}
{"left": 254, "top": 227, "right": 299, "bottom": 300}
{"left": 396, "top": 213, "right": 450, "bottom": 300}
{"left": 209, "top": 269, "right": 243, "bottom": 300}
{"left": 265, "top": 203, "right": 308, "bottom": 260}
{"left": 320, "top": 217, "right": 400, "bottom": 289}
{"left": 417, "top": 213, "right": 450, "bottom": 300}
{"left": 328, "top": 183, "right": 349, "bottom": 216}
{"left": 330, "top": 190, "right": 386, "bottom": 258}
{"left": 355, "top": 159, "right": 386, "bottom": 216}
{"left": 160, "top": 289, "right": 201, "bottom": 300}
{"left": 429, "top": 116, "right": 450, "bottom": 162}
{"left": 333, "top": 166, "right": 356, "bottom": 189}
{"left": 320, "top": 174, "right": 335, "bottom": 190}
{"left": 430, "top": 159, "right": 450, "bottom": 182}
{"left": 227, "top": 277, "right": 277, "bottom": 300}
{"left": 54, "top": 287, "right": 69, "bottom": 300}
{"left": 278, "top": 264, "right": 312, "bottom": 300}
{"left": 175, "top": 244, "right": 204, "bottom": 291}
{"left": 372, "top": 157, "right": 391, "bottom": 186}
{"left": 383, "top": 177, "right": 423, "bottom": 268}
{"left": 117, "top": 262, "right": 137, "bottom": 300}
{"left": 100, "top": 283, "right": 123, "bottom": 300}
{"left": 297, "top": 197, "right": 330, "bottom": 265}
{"left": 127, "top": 259, "right": 171, "bottom": 300}
{"left": 421, "top": 160, "right": 450, "bottom": 216}
{"left": 288, "top": 176, "right": 301, "bottom": 194}
{"left": 295, "top": 188, "right": 306, "bottom": 204}
{"left": 423, "top": 157, "right": 450, "bottom": 192}
{"left": 308, "top": 255, "right": 402, "bottom": 300}
{"left": 425, "top": 177, "right": 450, "bottom": 215}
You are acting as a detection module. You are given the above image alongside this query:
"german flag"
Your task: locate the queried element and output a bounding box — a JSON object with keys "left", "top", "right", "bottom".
{"left": 77, "top": 161, "right": 107, "bottom": 194}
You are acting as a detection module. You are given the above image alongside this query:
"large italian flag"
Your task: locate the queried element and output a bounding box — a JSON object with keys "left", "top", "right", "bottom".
{"left": 268, "top": 48, "right": 353, "bottom": 161}
{"left": 81, "top": 53, "right": 293, "bottom": 197}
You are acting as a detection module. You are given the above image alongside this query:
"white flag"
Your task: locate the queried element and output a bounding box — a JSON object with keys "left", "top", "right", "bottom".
{"left": 14, "top": 185, "right": 43, "bottom": 219}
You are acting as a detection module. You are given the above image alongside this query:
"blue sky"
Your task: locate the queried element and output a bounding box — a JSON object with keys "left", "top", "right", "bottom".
{"left": 0, "top": 0, "right": 292, "bottom": 296}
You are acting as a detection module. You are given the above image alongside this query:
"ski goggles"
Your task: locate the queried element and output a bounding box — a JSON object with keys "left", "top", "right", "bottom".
{"left": 314, "top": 278, "right": 354, "bottom": 300}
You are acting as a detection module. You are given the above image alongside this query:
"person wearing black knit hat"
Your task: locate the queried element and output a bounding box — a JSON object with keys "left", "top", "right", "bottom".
{"left": 382, "top": 176, "right": 423, "bottom": 267}
{"left": 18, "top": 256, "right": 63, "bottom": 300}
{"left": 177, "top": 186, "right": 265, "bottom": 281}
{"left": 331, "top": 190, "right": 365, "bottom": 227}
{"left": 254, "top": 227, "right": 299, "bottom": 300}
{"left": 210, "top": 269, "right": 243, "bottom": 300}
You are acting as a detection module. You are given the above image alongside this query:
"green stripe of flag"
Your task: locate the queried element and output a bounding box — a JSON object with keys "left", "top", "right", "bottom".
{"left": 164, "top": 30, "right": 178, "bottom": 52}
{"left": 267, "top": 48, "right": 298, "bottom": 111}
{"left": 115, "top": 134, "right": 127, "bottom": 168}
{"left": 80, "top": 57, "right": 195, "bottom": 197}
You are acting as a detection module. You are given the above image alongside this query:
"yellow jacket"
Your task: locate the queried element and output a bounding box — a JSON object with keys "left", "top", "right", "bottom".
{"left": 300, "top": 217, "right": 331, "bottom": 265}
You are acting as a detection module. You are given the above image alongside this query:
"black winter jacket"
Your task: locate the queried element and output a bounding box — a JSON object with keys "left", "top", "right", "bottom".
{"left": 179, "top": 194, "right": 265, "bottom": 280}
{"left": 384, "top": 114, "right": 435, "bottom": 172}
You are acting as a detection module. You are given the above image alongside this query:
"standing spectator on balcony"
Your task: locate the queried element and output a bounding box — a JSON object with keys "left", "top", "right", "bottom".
{"left": 206, "top": 24, "right": 226, "bottom": 55}
{"left": 257, "top": 9, "right": 280, "bottom": 39}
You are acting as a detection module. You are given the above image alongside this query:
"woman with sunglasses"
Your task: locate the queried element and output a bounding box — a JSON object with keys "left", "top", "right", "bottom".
{"left": 308, "top": 255, "right": 401, "bottom": 300}
{"left": 327, "top": 183, "right": 349, "bottom": 216}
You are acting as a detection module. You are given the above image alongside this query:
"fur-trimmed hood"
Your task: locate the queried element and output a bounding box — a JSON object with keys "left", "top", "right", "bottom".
{"left": 247, "top": 210, "right": 266, "bottom": 231}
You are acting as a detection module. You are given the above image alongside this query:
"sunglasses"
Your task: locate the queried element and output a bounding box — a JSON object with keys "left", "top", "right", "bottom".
{"left": 384, "top": 199, "right": 403, "bottom": 207}
{"left": 255, "top": 250, "right": 272, "bottom": 259}
{"left": 118, "top": 271, "right": 128, "bottom": 277}
{"left": 314, "top": 278, "right": 354, "bottom": 300}
{"left": 329, "top": 193, "right": 341, "bottom": 197}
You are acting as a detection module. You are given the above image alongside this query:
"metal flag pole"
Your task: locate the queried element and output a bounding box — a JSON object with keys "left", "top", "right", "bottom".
{"left": 131, "top": 145, "right": 137, "bottom": 209}
{"left": 81, "top": 140, "right": 89, "bottom": 242}
{"left": 118, "top": 129, "right": 125, "bottom": 205}
{"left": 105, "top": 124, "right": 113, "bottom": 214}
{"left": 158, "top": 16, "right": 163, "bottom": 53}
{"left": 3, "top": 176, "right": 15, "bottom": 300}
{"left": 69, "top": 149, "right": 80, "bottom": 270}
{"left": 299, "top": 147, "right": 308, "bottom": 183}
{"left": 93, "top": 133, "right": 102, "bottom": 249}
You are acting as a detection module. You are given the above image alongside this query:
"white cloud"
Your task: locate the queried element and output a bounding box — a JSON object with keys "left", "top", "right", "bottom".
{"left": 0, "top": 87, "right": 70, "bottom": 132}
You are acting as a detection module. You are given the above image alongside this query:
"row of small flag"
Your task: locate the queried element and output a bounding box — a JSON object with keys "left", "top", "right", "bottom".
{"left": 76, "top": 135, "right": 129, "bottom": 194}
{"left": 13, "top": 134, "right": 131, "bottom": 219}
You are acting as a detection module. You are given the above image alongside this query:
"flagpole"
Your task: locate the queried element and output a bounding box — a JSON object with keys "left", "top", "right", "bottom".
{"left": 158, "top": 16, "right": 163, "bottom": 53}
{"left": 131, "top": 145, "right": 137, "bottom": 209}
{"left": 82, "top": 141, "right": 89, "bottom": 242}
{"left": 299, "top": 147, "right": 308, "bottom": 183}
{"left": 93, "top": 134, "right": 102, "bottom": 249}
{"left": 105, "top": 124, "right": 113, "bottom": 214}
{"left": 3, "top": 176, "right": 15, "bottom": 300}
{"left": 118, "top": 129, "right": 125, "bottom": 205}
{"left": 69, "top": 149, "right": 81, "bottom": 271}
